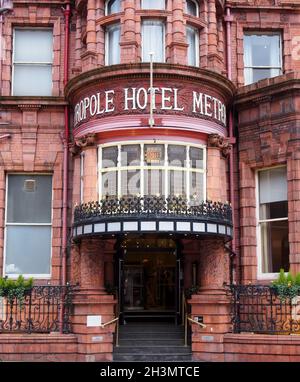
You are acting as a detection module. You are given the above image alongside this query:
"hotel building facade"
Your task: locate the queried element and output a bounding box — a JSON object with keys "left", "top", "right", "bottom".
{"left": 0, "top": 0, "right": 300, "bottom": 362}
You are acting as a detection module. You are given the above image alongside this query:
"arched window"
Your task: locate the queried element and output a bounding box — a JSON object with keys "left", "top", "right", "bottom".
{"left": 105, "top": 0, "right": 121, "bottom": 15}
{"left": 105, "top": 23, "right": 121, "bottom": 65}
{"left": 141, "top": 0, "right": 166, "bottom": 10}
{"left": 187, "top": 25, "right": 199, "bottom": 66}
{"left": 186, "top": 0, "right": 199, "bottom": 17}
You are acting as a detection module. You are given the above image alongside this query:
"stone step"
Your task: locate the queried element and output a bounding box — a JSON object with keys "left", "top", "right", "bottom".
{"left": 114, "top": 346, "right": 191, "bottom": 355}
{"left": 118, "top": 339, "right": 185, "bottom": 346}
{"left": 119, "top": 334, "right": 184, "bottom": 341}
{"left": 113, "top": 353, "right": 192, "bottom": 362}
{"left": 119, "top": 326, "right": 184, "bottom": 333}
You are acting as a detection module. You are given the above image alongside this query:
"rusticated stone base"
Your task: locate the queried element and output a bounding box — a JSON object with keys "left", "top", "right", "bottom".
{"left": 73, "top": 289, "right": 117, "bottom": 362}
{"left": 0, "top": 334, "right": 78, "bottom": 362}
{"left": 189, "top": 289, "right": 232, "bottom": 362}
{"left": 224, "top": 334, "right": 300, "bottom": 362}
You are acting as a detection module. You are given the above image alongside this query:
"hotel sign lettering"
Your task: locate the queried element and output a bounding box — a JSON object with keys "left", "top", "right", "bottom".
{"left": 74, "top": 87, "right": 227, "bottom": 128}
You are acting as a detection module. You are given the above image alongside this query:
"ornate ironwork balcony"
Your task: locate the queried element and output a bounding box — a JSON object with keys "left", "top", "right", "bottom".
{"left": 73, "top": 196, "right": 233, "bottom": 239}
{"left": 229, "top": 285, "right": 300, "bottom": 334}
{"left": 0, "top": 285, "right": 74, "bottom": 334}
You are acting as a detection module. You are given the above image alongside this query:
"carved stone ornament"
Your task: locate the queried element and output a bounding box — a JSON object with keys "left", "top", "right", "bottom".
{"left": 70, "top": 133, "right": 96, "bottom": 155}
{"left": 208, "top": 133, "right": 232, "bottom": 158}
{"left": 75, "top": 133, "right": 96, "bottom": 147}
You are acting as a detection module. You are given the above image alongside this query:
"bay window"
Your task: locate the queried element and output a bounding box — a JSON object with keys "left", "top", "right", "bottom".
{"left": 99, "top": 141, "right": 206, "bottom": 203}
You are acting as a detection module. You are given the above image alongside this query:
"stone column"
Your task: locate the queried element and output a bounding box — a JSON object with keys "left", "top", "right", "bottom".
{"left": 82, "top": 145, "right": 98, "bottom": 203}
{"left": 82, "top": 0, "right": 98, "bottom": 71}
{"left": 120, "top": 0, "right": 138, "bottom": 63}
{"left": 170, "top": 0, "right": 188, "bottom": 64}
{"left": 189, "top": 239, "right": 231, "bottom": 362}
{"left": 72, "top": 238, "right": 116, "bottom": 362}
{"left": 206, "top": 135, "right": 229, "bottom": 203}
{"left": 207, "top": 0, "right": 218, "bottom": 70}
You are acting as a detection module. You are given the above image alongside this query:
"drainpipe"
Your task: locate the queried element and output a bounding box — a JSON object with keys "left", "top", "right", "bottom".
{"left": 60, "top": 1, "right": 71, "bottom": 333}
{"left": 224, "top": 5, "right": 238, "bottom": 281}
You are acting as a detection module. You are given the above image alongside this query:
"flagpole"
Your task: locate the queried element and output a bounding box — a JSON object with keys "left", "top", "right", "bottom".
{"left": 149, "top": 51, "right": 154, "bottom": 128}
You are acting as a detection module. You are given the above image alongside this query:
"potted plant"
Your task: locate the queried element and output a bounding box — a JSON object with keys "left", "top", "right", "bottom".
{"left": 0, "top": 275, "right": 33, "bottom": 307}
{"left": 271, "top": 269, "right": 300, "bottom": 302}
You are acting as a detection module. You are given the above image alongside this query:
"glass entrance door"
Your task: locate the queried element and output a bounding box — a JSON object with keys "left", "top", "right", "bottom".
{"left": 120, "top": 237, "right": 178, "bottom": 313}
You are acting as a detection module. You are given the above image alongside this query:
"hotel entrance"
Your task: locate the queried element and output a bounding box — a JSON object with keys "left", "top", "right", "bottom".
{"left": 117, "top": 236, "right": 182, "bottom": 323}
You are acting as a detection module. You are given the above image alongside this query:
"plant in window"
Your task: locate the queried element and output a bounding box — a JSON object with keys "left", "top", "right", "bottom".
{"left": 0, "top": 275, "right": 33, "bottom": 307}
{"left": 271, "top": 269, "right": 300, "bottom": 301}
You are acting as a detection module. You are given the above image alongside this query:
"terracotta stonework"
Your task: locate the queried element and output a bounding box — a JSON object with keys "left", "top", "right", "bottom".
{"left": 1, "top": 0, "right": 300, "bottom": 362}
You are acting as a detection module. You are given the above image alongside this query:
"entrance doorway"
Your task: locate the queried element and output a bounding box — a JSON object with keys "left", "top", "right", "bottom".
{"left": 117, "top": 236, "right": 182, "bottom": 323}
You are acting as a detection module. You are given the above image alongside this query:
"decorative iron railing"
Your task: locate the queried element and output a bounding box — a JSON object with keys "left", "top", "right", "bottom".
{"left": 229, "top": 285, "right": 300, "bottom": 334}
{"left": 74, "top": 196, "right": 232, "bottom": 225}
{"left": 0, "top": 285, "right": 74, "bottom": 334}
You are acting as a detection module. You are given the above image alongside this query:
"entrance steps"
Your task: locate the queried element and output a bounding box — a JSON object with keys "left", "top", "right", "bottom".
{"left": 113, "top": 322, "right": 192, "bottom": 362}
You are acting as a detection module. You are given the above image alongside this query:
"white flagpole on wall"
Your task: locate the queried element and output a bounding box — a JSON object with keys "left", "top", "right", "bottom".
{"left": 149, "top": 51, "right": 155, "bottom": 128}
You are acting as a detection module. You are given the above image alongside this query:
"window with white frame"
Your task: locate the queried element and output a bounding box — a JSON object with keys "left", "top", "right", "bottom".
{"left": 141, "top": 0, "right": 165, "bottom": 9}
{"left": 5, "top": 175, "right": 52, "bottom": 277}
{"left": 80, "top": 152, "right": 85, "bottom": 203}
{"left": 186, "top": 0, "right": 199, "bottom": 16}
{"left": 244, "top": 32, "right": 282, "bottom": 85}
{"left": 142, "top": 20, "right": 165, "bottom": 62}
{"left": 257, "top": 167, "right": 289, "bottom": 275}
{"left": 105, "top": 23, "right": 121, "bottom": 65}
{"left": 187, "top": 26, "right": 199, "bottom": 66}
{"left": 105, "top": 0, "right": 121, "bottom": 15}
{"left": 13, "top": 29, "right": 53, "bottom": 96}
{"left": 98, "top": 141, "right": 206, "bottom": 203}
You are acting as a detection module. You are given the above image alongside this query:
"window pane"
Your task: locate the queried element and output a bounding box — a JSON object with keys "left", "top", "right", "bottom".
{"left": 169, "top": 170, "right": 186, "bottom": 197}
{"left": 7, "top": 175, "right": 52, "bottom": 224}
{"left": 142, "top": 20, "right": 164, "bottom": 62}
{"left": 14, "top": 29, "right": 53, "bottom": 62}
{"left": 107, "top": 0, "right": 121, "bottom": 14}
{"left": 144, "top": 144, "right": 165, "bottom": 166}
{"left": 121, "top": 170, "right": 140, "bottom": 196}
{"left": 142, "top": 0, "right": 165, "bottom": 9}
{"left": 259, "top": 201, "right": 288, "bottom": 220}
{"left": 144, "top": 169, "right": 165, "bottom": 196}
{"left": 168, "top": 145, "right": 186, "bottom": 167}
{"left": 259, "top": 167, "right": 287, "bottom": 204}
{"left": 186, "top": 0, "right": 198, "bottom": 16}
{"left": 102, "top": 171, "right": 118, "bottom": 197}
{"left": 121, "top": 145, "right": 141, "bottom": 166}
{"left": 260, "top": 220, "right": 289, "bottom": 273}
{"left": 107, "top": 24, "right": 121, "bottom": 65}
{"left": 187, "top": 26, "right": 197, "bottom": 66}
{"left": 5, "top": 226, "right": 51, "bottom": 275}
{"left": 189, "top": 172, "right": 203, "bottom": 202}
{"left": 252, "top": 68, "right": 280, "bottom": 83}
{"left": 244, "top": 33, "right": 281, "bottom": 85}
{"left": 13, "top": 65, "right": 52, "bottom": 96}
{"left": 190, "top": 146, "right": 203, "bottom": 169}
{"left": 102, "top": 146, "right": 118, "bottom": 168}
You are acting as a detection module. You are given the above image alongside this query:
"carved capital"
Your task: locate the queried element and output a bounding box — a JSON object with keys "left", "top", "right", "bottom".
{"left": 70, "top": 133, "right": 96, "bottom": 155}
{"left": 75, "top": 133, "right": 96, "bottom": 147}
{"left": 208, "top": 133, "right": 232, "bottom": 158}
